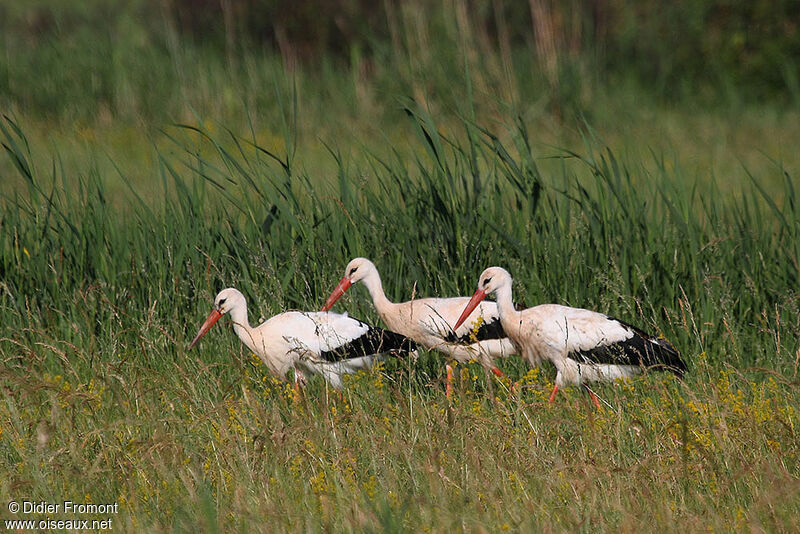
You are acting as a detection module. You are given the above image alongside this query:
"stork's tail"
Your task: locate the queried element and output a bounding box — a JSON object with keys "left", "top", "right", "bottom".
{"left": 651, "top": 336, "right": 687, "bottom": 377}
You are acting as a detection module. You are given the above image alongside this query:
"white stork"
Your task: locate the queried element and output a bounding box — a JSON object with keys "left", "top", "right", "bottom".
{"left": 454, "top": 267, "right": 686, "bottom": 408}
{"left": 188, "top": 288, "right": 415, "bottom": 389}
{"left": 321, "top": 258, "right": 516, "bottom": 394}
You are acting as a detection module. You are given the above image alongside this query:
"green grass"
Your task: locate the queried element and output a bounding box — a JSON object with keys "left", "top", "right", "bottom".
{"left": 1, "top": 96, "right": 799, "bottom": 531}
{"left": 3, "top": 356, "right": 798, "bottom": 532}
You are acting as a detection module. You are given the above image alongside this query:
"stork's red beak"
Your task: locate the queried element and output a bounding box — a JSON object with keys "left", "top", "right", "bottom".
{"left": 321, "top": 277, "right": 352, "bottom": 311}
{"left": 188, "top": 309, "right": 223, "bottom": 350}
{"left": 454, "top": 288, "right": 487, "bottom": 331}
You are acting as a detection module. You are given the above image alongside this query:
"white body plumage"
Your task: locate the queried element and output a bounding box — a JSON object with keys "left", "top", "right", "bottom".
{"left": 321, "top": 258, "right": 516, "bottom": 371}
{"left": 189, "top": 288, "right": 414, "bottom": 388}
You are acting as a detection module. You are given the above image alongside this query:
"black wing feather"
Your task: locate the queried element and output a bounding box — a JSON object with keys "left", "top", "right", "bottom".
{"left": 571, "top": 316, "right": 687, "bottom": 376}
{"left": 320, "top": 324, "right": 416, "bottom": 363}
{"left": 444, "top": 317, "right": 507, "bottom": 344}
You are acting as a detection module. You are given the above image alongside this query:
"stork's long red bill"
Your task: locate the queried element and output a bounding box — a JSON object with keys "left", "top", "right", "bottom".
{"left": 321, "top": 277, "right": 353, "bottom": 311}
{"left": 188, "top": 309, "right": 223, "bottom": 349}
{"left": 453, "top": 288, "right": 487, "bottom": 331}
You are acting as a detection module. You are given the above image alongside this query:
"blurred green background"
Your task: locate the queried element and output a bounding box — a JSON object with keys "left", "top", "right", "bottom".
{"left": 1, "top": 0, "right": 798, "bottom": 197}
{"left": 3, "top": 0, "right": 799, "bottom": 120}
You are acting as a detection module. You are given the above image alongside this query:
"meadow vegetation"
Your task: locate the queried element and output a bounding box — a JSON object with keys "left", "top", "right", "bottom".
{"left": 1, "top": 1, "right": 799, "bottom": 531}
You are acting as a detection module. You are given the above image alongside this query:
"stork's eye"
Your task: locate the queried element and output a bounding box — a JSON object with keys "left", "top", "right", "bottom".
{"left": 218, "top": 298, "right": 227, "bottom": 306}
{"left": 349, "top": 267, "right": 357, "bottom": 276}
{"left": 482, "top": 277, "right": 492, "bottom": 286}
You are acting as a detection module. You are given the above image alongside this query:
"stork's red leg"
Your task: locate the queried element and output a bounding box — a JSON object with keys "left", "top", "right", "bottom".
{"left": 446, "top": 363, "right": 454, "bottom": 399}
{"left": 548, "top": 384, "right": 559, "bottom": 403}
{"left": 292, "top": 370, "right": 304, "bottom": 403}
{"left": 585, "top": 386, "right": 601, "bottom": 410}
{"left": 491, "top": 367, "right": 504, "bottom": 378}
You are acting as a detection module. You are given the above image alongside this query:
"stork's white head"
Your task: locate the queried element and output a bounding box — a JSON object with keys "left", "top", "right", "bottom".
{"left": 342, "top": 257, "right": 377, "bottom": 284}
{"left": 474, "top": 267, "right": 513, "bottom": 297}
{"left": 453, "top": 267, "right": 513, "bottom": 331}
{"left": 213, "top": 287, "right": 246, "bottom": 315}
{"left": 188, "top": 287, "right": 246, "bottom": 350}
{"left": 320, "top": 257, "right": 378, "bottom": 311}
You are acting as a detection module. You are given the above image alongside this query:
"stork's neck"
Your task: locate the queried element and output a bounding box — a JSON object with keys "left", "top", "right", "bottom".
{"left": 493, "top": 282, "right": 519, "bottom": 324}
{"left": 229, "top": 303, "right": 256, "bottom": 352}
{"left": 360, "top": 269, "right": 395, "bottom": 317}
